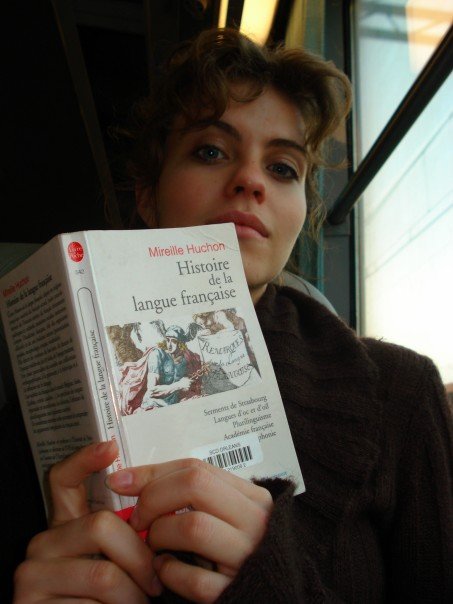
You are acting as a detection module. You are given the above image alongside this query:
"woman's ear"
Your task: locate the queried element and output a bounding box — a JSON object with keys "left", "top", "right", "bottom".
{"left": 135, "top": 184, "right": 158, "bottom": 228}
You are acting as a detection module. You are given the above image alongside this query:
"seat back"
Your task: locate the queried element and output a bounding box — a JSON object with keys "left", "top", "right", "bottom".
{"left": 279, "top": 270, "right": 337, "bottom": 315}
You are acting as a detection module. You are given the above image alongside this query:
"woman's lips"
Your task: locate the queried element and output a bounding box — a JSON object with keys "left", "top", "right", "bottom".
{"left": 206, "top": 211, "right": 269, "bottom": 239}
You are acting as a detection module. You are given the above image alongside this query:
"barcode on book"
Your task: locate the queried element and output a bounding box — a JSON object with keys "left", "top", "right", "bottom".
{"left": 191, "top": 433, "right": 263, "bottom": 472}
{"left": 204, "top": 445, "right": 252, "bottom": 469}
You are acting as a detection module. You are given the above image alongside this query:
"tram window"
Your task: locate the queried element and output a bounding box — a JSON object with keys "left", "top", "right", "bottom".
{"left": 352, "top": 0, "right": 452, "bottom": 156}
{"left": 352, "top": 1, "right": 453, "bottom": 390}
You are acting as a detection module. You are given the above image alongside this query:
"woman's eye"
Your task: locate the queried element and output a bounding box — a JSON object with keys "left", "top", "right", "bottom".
{"left": 194, "top": 145, "right": 225, "bottom": 162}
{"left": 269, "top": 162, "right": 299, "bottom": 180}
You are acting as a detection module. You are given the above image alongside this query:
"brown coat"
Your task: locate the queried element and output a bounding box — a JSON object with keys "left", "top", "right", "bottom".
{"left": 215, "top": 285, "right": 453, "bottom": 603}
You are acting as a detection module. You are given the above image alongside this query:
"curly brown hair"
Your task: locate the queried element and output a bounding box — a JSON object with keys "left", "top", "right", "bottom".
{"left": 118, "top": 27, "right": 352, "bottom": 238}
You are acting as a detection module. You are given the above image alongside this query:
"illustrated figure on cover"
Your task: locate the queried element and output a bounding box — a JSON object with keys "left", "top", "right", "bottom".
{"left": 117, "top": 321, "right": 203, "bottom": 413}
{"left": 108, "top": 308, "right": 261, "bottom": 415}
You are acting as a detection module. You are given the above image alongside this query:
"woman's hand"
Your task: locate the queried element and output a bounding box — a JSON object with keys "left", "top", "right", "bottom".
{"left": 106, "top": 458, "right": 274, "bottom": 603}
{"left": 13, "top": 441, "right": 161, "bottom": 603}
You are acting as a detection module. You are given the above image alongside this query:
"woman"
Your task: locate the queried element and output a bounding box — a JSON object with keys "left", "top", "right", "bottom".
{"left": 13, "top": 29, "right": 452, "bottom": 603}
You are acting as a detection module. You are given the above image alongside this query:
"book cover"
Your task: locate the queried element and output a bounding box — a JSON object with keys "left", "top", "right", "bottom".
{"left": 0, "top": 224, "right": 304, "bottom": 518}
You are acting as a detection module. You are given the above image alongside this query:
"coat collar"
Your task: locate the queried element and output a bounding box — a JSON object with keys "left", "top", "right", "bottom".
{"left": 255, "top": 284, "right": 382, "bottom": 519}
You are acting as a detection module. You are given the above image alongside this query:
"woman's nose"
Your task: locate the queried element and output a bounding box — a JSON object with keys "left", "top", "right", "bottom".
{"left": 225, "top": 161, "right": 266, "bottom": 203}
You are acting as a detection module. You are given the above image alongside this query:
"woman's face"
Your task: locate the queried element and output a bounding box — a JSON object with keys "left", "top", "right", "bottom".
{"left": 137, "top": 86, "right": 308, "bottom": 302}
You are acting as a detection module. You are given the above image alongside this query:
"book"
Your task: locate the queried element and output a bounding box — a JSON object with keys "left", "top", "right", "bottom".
{"left": 0, "top": 225, "right": 304, "bottom": 519}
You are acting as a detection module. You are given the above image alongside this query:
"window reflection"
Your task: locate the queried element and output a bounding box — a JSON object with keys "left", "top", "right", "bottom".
{"left": 353, "top": 0, "right": 452, "bottom": 157}
{"left": 353, "top": 1, "right": 453, "bottom": 384}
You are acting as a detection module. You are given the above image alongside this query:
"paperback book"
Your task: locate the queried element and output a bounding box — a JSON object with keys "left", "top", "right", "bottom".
{"left": 0, "top": 225, "right": 304, "bottom": 518}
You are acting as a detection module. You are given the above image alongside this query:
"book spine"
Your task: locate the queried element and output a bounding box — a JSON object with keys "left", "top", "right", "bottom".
{"left": 59, "top": 233, "right": 135, "bottom": 513}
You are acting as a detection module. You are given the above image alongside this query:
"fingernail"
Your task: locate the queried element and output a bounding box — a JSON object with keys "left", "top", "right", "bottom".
{"left": 150, "top": 574, "right": 164, "bottom": 596}
{"left": 143, "top": 564, "right": 163, "bottom": 597}
{"left": 94, "top": 441, "right": 113, "bottom": 456}
{"left": 106, "top": 470, "right": 134, "bottom": 490}
{"left": 129, "top": 505, "right": 140, "bottom": 528}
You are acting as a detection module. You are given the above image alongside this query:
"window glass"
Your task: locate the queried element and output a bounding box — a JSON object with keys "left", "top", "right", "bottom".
{"left": 353, "top": 2, "right": 453, "bottom": 385}
{"left": 353, "top": 0, "right": 452, "bottom": 158}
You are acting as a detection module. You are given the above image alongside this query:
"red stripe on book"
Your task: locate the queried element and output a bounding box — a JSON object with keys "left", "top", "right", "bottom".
{"left": 114, "top": 506, "right": 147, "bottom": 540}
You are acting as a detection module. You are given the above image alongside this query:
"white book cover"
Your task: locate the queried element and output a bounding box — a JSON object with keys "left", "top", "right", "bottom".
{"left": 0, "top": 224, "right": 304, "bottom": 519}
